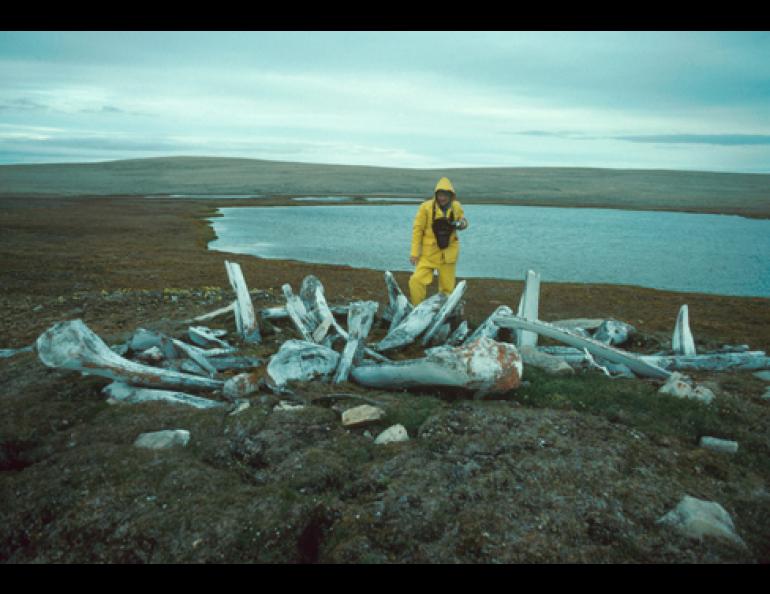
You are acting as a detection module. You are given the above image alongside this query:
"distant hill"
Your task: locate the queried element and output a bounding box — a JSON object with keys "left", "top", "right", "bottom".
{"left": 1, "top": 156, "right": 769, "bottom": 217}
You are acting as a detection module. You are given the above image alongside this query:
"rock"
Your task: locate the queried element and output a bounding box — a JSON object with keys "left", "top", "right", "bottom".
{"left": 656, "top": 495, "right": 746, "bottom": 547}
{"left": 228, "top": 400, "right": 251, "bottom": 416}
{"left": 699, "top": 436, "right": 739, "bottom": 455}
{"left": 274, "top": 400, "right": 305, "bottom": 412}
{"left": 134, "top": 429, "right": 190, "bottom": 449}
{"left": 520, "top": 346, "right": 574, "bottom": 376}
{"left": 658, "top": 372, "right": 715, "bottom": 404}
{"left": 753, "top": 370, "right": 770, "bottom": 382}
{"left": 374, "top": 424, "right": 409, "bottom": 445}
{"left": 341, "top": 404, "right": 385, "bottom": 427}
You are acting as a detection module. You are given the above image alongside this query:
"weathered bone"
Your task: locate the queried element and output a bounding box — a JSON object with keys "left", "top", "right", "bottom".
{"left": 206, "top": 355, "right": 263, "bottom": 372}
{"left": 36, "top": 319, "right": 224, "bottom": 391}
{"left": 0, "top": 344, "right": 35, "bottom": 359}
{"left": 640, "top": 351, "right": 770, "bottom": 372}
{"left": 127, "top": 328, "right": 177, "bottom": 359}
{"left": 171, "top": 338, "right": 217, "bottom": 378}
{"left": 188, "top": 325, "right": 231, "bottom": 349}
{"left": 265, "top": 339, "right": 340, "bottom": 393}
{"left": 224, "top": 260, "right": 261, "bottom": 343}
{"left": 282, "top": 283, "right": 317, "bottom": 341}
{"left": 103, "top": 381, "right": 224, "bottom": 409}
{"left": 494, "top": 315, "right": 671, "bottom": 379}
{"left": 260, "top": 304, "right": 349, "bottom": 320}
{"left": 672, "top": 304, "right": 697, "bottom": 356}
{"left": 299, "top": 275, "right": 349, "bottom": 342}
{"left": 375, "top": 293, "right": 447, "bottom": 352}
{"left": 334, "top": 301, "right": 379, "bottom": 384}
{"left": 422, "top": 280, "right": 467, "bottom": 346}
{"left": 550, "top": 319, "right": 605, "bottom": 333}
{"left": 382, "top": 271, "right": 413, "bottom": 327}
{"left": 464, "top": 305, "right": 513, "bottom": 345}
{"left": 352, "top": 336, "right": 522, "bottom": 398}
{"left": 516, "top": 269, "right": 540, "bottom": 348}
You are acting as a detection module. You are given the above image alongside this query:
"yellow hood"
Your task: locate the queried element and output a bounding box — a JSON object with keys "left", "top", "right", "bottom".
{"left": 434, "top": 177, "right": 456, "bottom": 198}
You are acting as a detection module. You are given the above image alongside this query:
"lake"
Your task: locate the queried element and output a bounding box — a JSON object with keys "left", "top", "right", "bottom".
{"left": 207, "top": 204, "right": 770, "bottom": 297}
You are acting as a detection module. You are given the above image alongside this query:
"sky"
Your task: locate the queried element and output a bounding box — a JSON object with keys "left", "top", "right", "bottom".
{"left": 1, "top": 31, "right": 770, "bottom": 173}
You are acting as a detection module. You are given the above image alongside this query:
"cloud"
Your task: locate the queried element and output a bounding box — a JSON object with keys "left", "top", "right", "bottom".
{"left": 512, "top": 130, "right": 770, "bottom": 147}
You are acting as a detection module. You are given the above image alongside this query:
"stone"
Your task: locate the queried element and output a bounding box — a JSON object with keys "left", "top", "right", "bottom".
{"left": 656, "top": 495, "right": 746, "bottom": 547}
{"left": 374, "top": 424, "right": 409, "bottom": 445}
{"left": 520, "top": 345, "right": 574, "bottom": 376}
{"left": 134, "top": 429, "right": 190, "bottom": 449}
{"left": 274, "top": 400, "right": 305, "bottom": 411}
{"left": 699, "top": 436, "right": 739, "bottom": 455}
{"left": 341, "top": 404, "right": 385, "bottom": 427}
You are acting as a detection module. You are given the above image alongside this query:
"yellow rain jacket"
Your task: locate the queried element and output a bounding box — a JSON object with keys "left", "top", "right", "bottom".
{"left": 410, "top": 177, "right": 465, "bottom": 266}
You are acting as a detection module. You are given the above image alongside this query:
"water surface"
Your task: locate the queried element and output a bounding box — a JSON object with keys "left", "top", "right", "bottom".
{"left": 208, "top": 204, "right": 770, "bottom": 297}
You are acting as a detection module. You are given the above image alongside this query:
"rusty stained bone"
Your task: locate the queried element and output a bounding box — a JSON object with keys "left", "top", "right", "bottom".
{"left": 333, "top": 300, "right": 379, "bottom": 384}
{"left": 515, "top": 269, "right": 540, "bottom": 348}
{"left": 352, "top": 336, "right": 523, "bottom": 398}
{"left": 494, "top": 315, "right": 671, "bottom": 380}
{"left": 36, "top": 319, "right": 224, "bottom": 392}
{"left": 375, "top": 292, "right": 447, "bottom": 352}
{"left": 265, "top": 339, "right": 341, "bottom": 393}
{"left": 672, "top": 304, "right": 697, "bottom": 356}
{"left": 103, "top": 381, "right": 225, "bottom": 409}
{"left": 422, "top": 280, "right": 467, "bottom": 346}
{"left": 224, "top": 260, "right": 261, "bottom": 344}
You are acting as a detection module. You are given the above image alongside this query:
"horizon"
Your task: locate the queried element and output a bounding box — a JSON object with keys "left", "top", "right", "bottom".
{"left": 1, "top": 31, "right": 770, "bottom": 173}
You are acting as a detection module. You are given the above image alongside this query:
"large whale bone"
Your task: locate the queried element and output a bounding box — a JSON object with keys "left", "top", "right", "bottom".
{"left": 299, "top": 275, "right": 348, "bottom": 342}
{"left": 672, "top": 304, "right": 697, "bottom": 355}
{"left": 494, "top": 315, "right": 671, "bottom": 380}
{"left": 421, "top": 280, "right": 467, "bottom": 346}
{"left": 36, "top": 319, "right": 224, "bottom": 392}
{"left": 640, "top": 351, "right": 770, "bottom": 372}
{"left": 333, "top": 300, "right": 379, "bottom": 384}
{"left": 374, "top": 292, "right": 446, "bottom": 352}
{"left": 224, "top": 260, "right": 261, "bottom": 344}
{"left": 382, "top": 271, "right": 413, "bottom": 329}
{"left": 352, "top": 336, "right": 522, "bottom": 398}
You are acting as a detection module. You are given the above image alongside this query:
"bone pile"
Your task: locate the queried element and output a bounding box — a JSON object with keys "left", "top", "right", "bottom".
{"left": 28, "top": 261, "right": 770, "bottom": 409}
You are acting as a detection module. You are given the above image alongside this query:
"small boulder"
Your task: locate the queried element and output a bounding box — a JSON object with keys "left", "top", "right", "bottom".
{"left": 134, "top": 429, "right": 190, "bottom": 450}
{"left": 374, "top": 424, "right": 409, "bottom": 445}
{"left": 656, "top": 495, "right": 745, "bottom": 547}
{"left": 699, "top": 436, "right": 739, "bottom": 455}
{"left": 341, "top": 404, "right": 385, "bottom": 427}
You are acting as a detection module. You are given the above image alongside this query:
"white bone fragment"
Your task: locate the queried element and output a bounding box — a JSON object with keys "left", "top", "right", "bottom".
{"left": 375, "top": 293, "right": 446, "bottom": 352}
{"left": 184, "top": 301, "right": 236, "bottom": 324}
{"left": 672, "top": 304, "right": 697, "bottom": 356}
{"left": 549, "top": 319, "right": 605, "bottom": 333}
{"left": 259, "top": 304, "right": 349, "bottom": 320}
{"left": 188, "top": 326, "right": 231, "bottom": 349}
{"left": 334, "top": 301, "right": 379, "bottom": 384}
{"left": 171, "top": 338, "right": 217, "bottom": 378}
{"left": 36, "top": 320, "right": 224, "bottom": 391}
{"left": 224, "top": 260, "right": 261, "bottom": 343}
{"left": 422, "top": 280, "right": 467, "bottom": 346}
{"left": 265, "top": 339, "right": 340, "bottom": 393}
{"left": 516, "top": 269, "right": 541, "bottom": 348}
{"left": 282, "top": 283, "right": 316, "bottom": 341}
{"left": 353, "top": 336, "right": 522, "bottom": 398}
{"left": 592, "top": 320, "right": 636, "bottom": 346}
{"left": 494, "top": 315, "right": 671, "bottom": 379}
{"left": 103, "top": 381, "right": 224, "bottom": 409}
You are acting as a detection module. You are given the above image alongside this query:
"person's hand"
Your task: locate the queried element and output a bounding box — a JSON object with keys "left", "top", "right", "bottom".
{"left": 457, "top": 218, "right": 468, "bottom": 230}
{"left": 409, "top": 256, "right": 418, "bottom": 266}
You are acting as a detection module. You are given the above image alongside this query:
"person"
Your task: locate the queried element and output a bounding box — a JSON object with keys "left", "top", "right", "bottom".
{"left": 408, "top": 177, "right": 469, "bottom": 305}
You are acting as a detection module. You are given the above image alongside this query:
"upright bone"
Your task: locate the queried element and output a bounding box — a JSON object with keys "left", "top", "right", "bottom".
{"left": 375, "top": 292, "right": 447, "bottom": 352}
{"left": 334, "top": 300, "right": 379, "bottom": 384}
{"left": 224, "top": 260, "right": 261, "bottom": 344}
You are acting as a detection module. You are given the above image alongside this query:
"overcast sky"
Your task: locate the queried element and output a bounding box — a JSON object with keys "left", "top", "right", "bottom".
{"left": 1, "top": 31, "right": 770, "bottom": 172}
